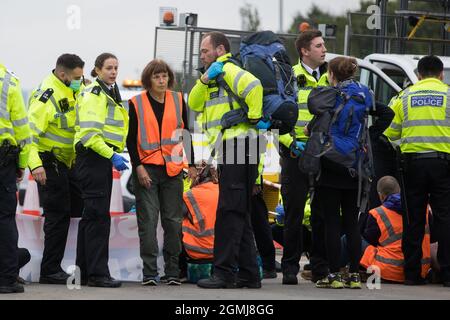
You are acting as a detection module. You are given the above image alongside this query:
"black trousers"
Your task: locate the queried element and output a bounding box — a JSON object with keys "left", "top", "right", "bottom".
{"left": 251, "top": 192, "right": 275, "bottom": 272}
{"left": 310, "top": 197, "right": 329, "bottom": 279}
{"left": 37, "top": 152, "right": 83, "bottom": 276}
{"left": 316, "top": 186, "right": 361, "bottom": 274}
{"left": 403, "top": 158, "right": 450, "bottom": 282}
{"left": 0, "top": 160, "right": 19, "bottom": 286}
{"left": 213, "top": 138, "right": 259, "bottom": 283}
{"left": 280, "top": 146, "right": 309, "bottom": 275}
{"left": 75, "top": 148, "right": 113, "bottom": 279}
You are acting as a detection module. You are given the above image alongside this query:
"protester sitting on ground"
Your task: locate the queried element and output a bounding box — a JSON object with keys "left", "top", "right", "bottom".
{"left": 340, "top": 176, "right": 431, "bottom": 283}
{"left": 180, "top": 162, "right": 219, "bottom": 283}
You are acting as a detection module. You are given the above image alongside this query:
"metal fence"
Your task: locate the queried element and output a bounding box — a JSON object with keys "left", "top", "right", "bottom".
{"left": 153, "top": 26, "right": 336, "bottom": 129}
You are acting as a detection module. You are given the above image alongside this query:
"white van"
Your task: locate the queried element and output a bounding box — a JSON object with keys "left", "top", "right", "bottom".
{"left": 364, "top": 54, "right": 450, "bottom": 89}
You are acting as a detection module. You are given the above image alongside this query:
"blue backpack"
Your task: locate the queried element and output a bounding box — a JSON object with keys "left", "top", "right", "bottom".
{"left": 218, "top": 31, "right": 298, "bottom": 135}
{"left": 298, "top": 80, "right": 375, "bottom": 210}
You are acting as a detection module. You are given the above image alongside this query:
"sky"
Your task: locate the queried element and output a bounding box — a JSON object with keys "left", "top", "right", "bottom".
{"left": 0, "top": 0, "right": 361, "bottom": 90}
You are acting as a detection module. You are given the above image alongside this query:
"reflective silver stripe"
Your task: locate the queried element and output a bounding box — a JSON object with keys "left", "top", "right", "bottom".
{"left": 402, "top": 136, "right": 450, "bottom": 144}
{"left": 0, "top": 72, "right": 12, "bottom": 115}
{"left": 18, "top": 137, "right": 32, "bottom": 145}
{"left": 421, "top": 258, "right": 431, "bottom": 265}
{"left": 0, "top": 109, "right": 9, "bottom": 120}
{"left": 104, "top": 131, "right": 123, "bottom": 142}
{"left": 380, "top": 232, "right": 403, "bottom": 247}
{"left": 374, "top": 255, "right": 404, "bottom": 267}
{"left": 403, "top": 119, "right": 450, "bottom": 128}
{"left": 298, "top": 86, "right": 314, "bottom": 91}
{"left": 182, "top": 226, "right": 214, "bottom": 238}
{"left": 12, "top": 117, "right": 28, "bottom": 127}
{"left": 32, "top": 136, "right": 40, "bottom": 144}
{"left": 375, "top": 207, "right": 396, "bottom": 239}
{"left": 30, "top": 122, "right": 44, "bottom": 136}
{"left": 186, "top": 190, "right": 205, "bottom": 231}
{"left": 205, "top": 119, "right": 222, "bottom": 130}
{"left": 205, "top": 96, "right": 229, "bottom": 108}
{"left": 401, "top": 88, "right": 410, "bottom": 120}
{"left": 171, "top": 91, "right": 183, "bottom": 129}
{"left": 48, "top": 95, "right": 69, "bottom": 129}
{"left": 298, "top": 103, "right": 308, "bottom": 110}
{"left": 161, "top": 138, "right": 179, "bottom": 146}
{"left": 80, "top": 131, "right": 98, "bottom": 145}
{"left": 389, "top": 122, "right": 402, "bottom": 131}
{"left": 134, "top": 94, "right": 155, "bottom": 151}
{"left": 41, "top": 132, "right": 73, "bottom": 144}
{"left": 183, "top": 243, "right": 214, "bottom": 255}
{"left": 425, "top": 224, "right": 430, "bottom": 235}
{"left": 296, "top": 120, "right": 308, "bottom": 127}
{"left": 105, "top": 99, "right": 123, "bottom": 127}
{"left": 79, "top": 121, "right": 104, "bottom": 129}
{"left": 163, "top": 154, "right": 182, "bottom": 163}
{"left": 409, "top": 90, "right": 448, "bottom": 95}
{"left": 241, "top": 79, "right": 260, "bottom": 99}
{"left": 0, "top": 127, "right": 14, "bottom": 135}
{"left": 105, "top": 118, "right": 124, "bottom": 126}
{"left": 233, "top": 70, "right": 246, "bottom": 94}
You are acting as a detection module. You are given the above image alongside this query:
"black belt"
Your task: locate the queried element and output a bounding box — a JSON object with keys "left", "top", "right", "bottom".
{"left": 405, "top": 151, "right": 450, "bottom": 161}
{"left": 75, "top": 142, "right": 118, "bottom": 153}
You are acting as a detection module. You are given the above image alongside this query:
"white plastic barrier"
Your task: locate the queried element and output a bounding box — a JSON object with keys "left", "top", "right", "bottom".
{"left": 16, "top": 213, "right": 165, "bottom": 282}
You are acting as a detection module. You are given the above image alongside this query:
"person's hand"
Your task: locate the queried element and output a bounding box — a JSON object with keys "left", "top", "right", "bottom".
{"left": 303, "top": 125, "right": 310, "bottom": 137}
{"left": 256, "top": 119, "right": 271, "bottom": 130}
{"left": 136, "top": 165, "right": 152, "bottom": 189}
{"left": 111, "top": 153, "right": 129, "bottom": 171}
{"left": 32, "top": 166, "right": 47, "bottom": 185}
{"left": 290, "top": 141, "right": 306, "bottom": 157}
{"left": 16, "top": 168, "right": 25, "bottom": 184}
{"left": 252, "top": 185, "right": 262, "bottom": 196}
{"left": 187, "top": 166, "right": 198, "bottom": 182}
{"left": 206, "top": 62, "right": 224, "bottom": 80}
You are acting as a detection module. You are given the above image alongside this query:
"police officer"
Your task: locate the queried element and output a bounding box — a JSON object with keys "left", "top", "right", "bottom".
{"left": 74, "top": 53, "right": 129, "bottom": 288}
{"left": 0, "top": 63, "right": 31, "bottom": 294}
{"left": 28, "top": 54, "right": 85, "bottom": 284}
{"left": 384, "top": 55, "right": 450, "bottom": 287}
{"left": 189, "top": 31, "right": 264, "bottom": 289}
{"left": 277, "top": 30, "right": 330, "bottom": 284}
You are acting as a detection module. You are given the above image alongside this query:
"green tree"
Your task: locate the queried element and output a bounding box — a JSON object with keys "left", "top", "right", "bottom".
{"left": 240, "top": 3, "right": 261, "bottom": 32}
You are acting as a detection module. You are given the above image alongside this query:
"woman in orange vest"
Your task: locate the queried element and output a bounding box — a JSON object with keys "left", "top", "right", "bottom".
{"left": 127, "top": 59, "right": 196, "bottom": 286}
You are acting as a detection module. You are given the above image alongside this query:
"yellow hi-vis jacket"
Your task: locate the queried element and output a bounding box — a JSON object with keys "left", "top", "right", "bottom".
{"left": 188, "top": 53, "right": 263, "bottom": 146}
{"left": 28, "top": 72, "right": 81, "bottom": 170}
{"left": 384, "top": 78, "right": 450, "bottom": 153}
{"left": 279, "top": 61, "right": 329, "bottom": 148}
{"left": 0, "top": 63, "right": 31, "bottom": 168}
{"left": 74, "top": 80, "right": 129, "bottom": 159}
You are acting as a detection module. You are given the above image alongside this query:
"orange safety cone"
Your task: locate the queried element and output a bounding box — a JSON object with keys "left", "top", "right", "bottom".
{"left": 22, "top": 173, "right": 42, "bottom": 216}
{"left": 109, "top": 168, "right": 124, "bottom": 216}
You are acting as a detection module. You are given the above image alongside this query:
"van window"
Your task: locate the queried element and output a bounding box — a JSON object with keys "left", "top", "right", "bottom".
{"left": 370, "top": 61, "right": 412, "bottom": 89}
{"left": 359, "top": 67, "right": 398, "bottom": 106}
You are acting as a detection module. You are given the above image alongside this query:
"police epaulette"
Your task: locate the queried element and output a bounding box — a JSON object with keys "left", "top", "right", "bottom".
{"left": 91, "top": 86, "right": 101, "bottom": 95}
{"left": 39, "top": 88, "right": 54, "bottom": 103}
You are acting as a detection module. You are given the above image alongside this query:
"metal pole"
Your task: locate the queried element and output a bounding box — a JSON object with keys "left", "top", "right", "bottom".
{"left": 182, "top": 25, "right": 189, "bottom": 94}
{"left": 344, "top": 24, "right": 350, "bottom": 55}
{"left": 279, "top": 0, "right": 283, "bottom": 33}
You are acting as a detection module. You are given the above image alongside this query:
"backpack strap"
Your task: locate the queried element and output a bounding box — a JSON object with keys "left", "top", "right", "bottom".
{"left": 215, "top": 73, "right": 249, "bottom": 114}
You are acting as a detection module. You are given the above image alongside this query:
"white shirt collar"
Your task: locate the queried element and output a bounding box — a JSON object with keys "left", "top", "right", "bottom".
{"left": 301, "top": 62, "right": 320, "bottom": 80}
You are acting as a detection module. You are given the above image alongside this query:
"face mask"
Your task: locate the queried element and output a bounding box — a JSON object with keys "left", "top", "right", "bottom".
{"left": 69, "top": 79, "right": 82, "bottom": 92}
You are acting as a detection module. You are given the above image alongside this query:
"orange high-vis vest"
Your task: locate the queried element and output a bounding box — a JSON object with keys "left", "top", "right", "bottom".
{"left": 182, "top": 182, "right": 219, "bottom": 260}
{"left": 360, "top": 206, "right": 431, "bottom": 282}
{"left": 130, "top": 90, "right": 184, "bottom": 177}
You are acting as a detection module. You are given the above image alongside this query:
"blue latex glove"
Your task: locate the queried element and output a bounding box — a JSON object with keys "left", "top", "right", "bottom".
{"left": 206, "top": 62, "right": 224, "bottom": 79}
{"left": 290, "top": 141, "right": 306, "bottom": 157}
{"left": 111, "top": 153, "right": 129, "bottom": 171}
{"left": 256, "top": 119, "right": 271, "bottom": 130}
